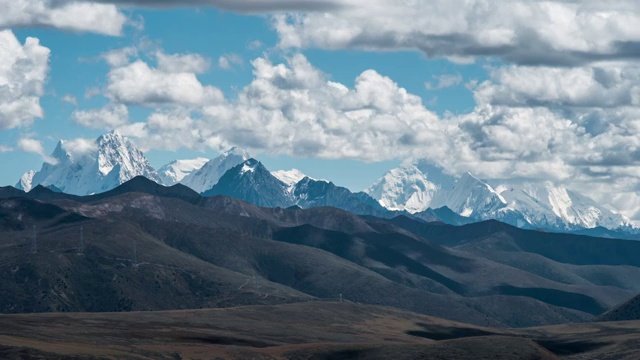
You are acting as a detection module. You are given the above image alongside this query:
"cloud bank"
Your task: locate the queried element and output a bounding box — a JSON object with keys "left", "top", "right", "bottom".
{"left": 0, "top": 30, "right": 50, "bottom": 130}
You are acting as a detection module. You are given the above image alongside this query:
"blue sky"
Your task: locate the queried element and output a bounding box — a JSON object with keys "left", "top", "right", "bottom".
{"left": 2, "top": 0, "right": 640, "bottom": 218}
{"left": 4, "top": 8, "right": 470, "bottom": 188}
{"left": 1, "top": 7, "right": 483, "bottom": 191}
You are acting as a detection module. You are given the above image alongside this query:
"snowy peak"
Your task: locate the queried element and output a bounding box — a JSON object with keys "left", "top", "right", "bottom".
{"left": 96, "top": 131, "right": 160, "bottom": 185}
{"left": 17, "top": 170, "right": 36, "bottom": 192}
{"left": 240, "top": 160, "right": 258, "bottom": 174}
{"left": 491, "top": 180, "right": 632, "bottom": 230}
{"left": 272, "top": 169, "right": 308, "bottom": 186}
{"left": 203, "top": 159, "right": 293, "bottom": 208}
{"left": 158, "top": 158, "right": 209, "bottom": 186}
{"left": 180, "top": 147, "right": 250, "bottom": 194}
{"left": 16, "top": 131, "right": 160, "bottom": 196}
{"left": 366, "top": 164, "right": 438, "bottom": 213}
{"left": 367, "top": 159, "right": 633, "bottom": 232}
{"left": 432, "top": 172, "right": 507, "bottom": 218}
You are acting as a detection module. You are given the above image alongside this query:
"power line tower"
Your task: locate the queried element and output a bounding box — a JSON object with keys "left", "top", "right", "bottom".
{"left": 31, "top": 225, "right": 37, "bottom": 254}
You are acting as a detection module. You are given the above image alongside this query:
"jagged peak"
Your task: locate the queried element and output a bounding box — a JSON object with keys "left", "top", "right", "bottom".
{"left": 240, "top": 158, "right": 260, "bottom": 174}
{"left": 272, "top": 169, "right": 309, "bottom": 186}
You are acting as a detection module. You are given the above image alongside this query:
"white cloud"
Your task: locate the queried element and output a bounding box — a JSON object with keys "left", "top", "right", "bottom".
{"left": 425, "top": 73, "right": 463, "bottom": 90}
{"left": 103, "top": 53, "right": 640, "bottom": 219}
{"left": 156, "top": 51, "right": 210, "bottom": 74}
{"left": 273, "top": 0, "right": 640, "bottom": 66}
{"left": 247, "top": 40, "right": 264, "bottom": 50}
{"left": 475, "top": 63, "right": 640, "bottom": 109}
{"left": 101, "top": 46, "right": 138, "bottom": 67}
{"left": 0, "top": 30, "right": 50, "bottom": 130}
{"left": 118, "top": 110, "right": 201, "bottom": 151}
{"left": 85, "top": 87, "right": 102, "bottom": 99}
{"left": 0, "top": 145, "right": 12, "bottom": 152}
{"left": 60, "top": 138, "right": 98, "bottom": 161}
{"left": 17, "top": 137, "right": 57, "bottom": 164}
{"left": 0, "top": 0, "right": 127, "bottom": 36}
{"left": 218, "top": 54, "right": 243, "bottom": 70}
{"left": 72, "top": 103, "right": 129, "bottom": 129}
{"left": 121, "top": 54, "right": 445, "bottom": 161}
{"left": 61, "top": 94, "right": 78, "bottom": 105}
{"left": 82, "top": 0, "right": 340, "bottom": 12}
{"left": 106, "top": 60, "right": 224, "bottom": 106}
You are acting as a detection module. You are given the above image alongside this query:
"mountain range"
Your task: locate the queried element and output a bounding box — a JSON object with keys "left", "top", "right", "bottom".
{"left": 14, "top": 131, "right": 639, "bottom": 237}
{"left": 3, "top": 175, "right": 640, "bottom": 329}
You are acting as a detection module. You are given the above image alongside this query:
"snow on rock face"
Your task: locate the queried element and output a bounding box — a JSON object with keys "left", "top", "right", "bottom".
{"left": 366, "top": 159, "right": 633, "bottom": 231}
{"left": 431, "top": 172, "right": 508, "bottom": 218}
{"left": 271, "top": 169, "right": 309, "bottom": 186}
{"left": 491, "top": 181, "right": 632, "bottom": 230}
{"left": 18, "top": 170, "right": 36, "bottom": 192}
{"left": 158, "top": 158, "right": 209, "bottom": 186}
{"left": 365, "top": 165, "right": 438, "bottom": 213}
{"left": 180, "top": 147, "right": 250, "bottom": 193}
{"left": 16, "top": 131, "right": 161, "bottom": 196}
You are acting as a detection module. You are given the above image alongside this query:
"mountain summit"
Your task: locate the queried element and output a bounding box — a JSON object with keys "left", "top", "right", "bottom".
{"left": 180, "top": 147, "right": 250, "bottom": 193}
{"left": 17, "top": 131, "right": 160, "bottom": 196}
{"left": 158, "top": 158, "right": 209, "bottom": 186}
{"left": 367, "top": 163, "right": 633, "bottom": 231}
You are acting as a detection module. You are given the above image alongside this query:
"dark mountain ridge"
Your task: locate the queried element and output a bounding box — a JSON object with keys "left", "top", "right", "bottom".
{"left": 2, "top": 178, "right": 640, "bottom": 328}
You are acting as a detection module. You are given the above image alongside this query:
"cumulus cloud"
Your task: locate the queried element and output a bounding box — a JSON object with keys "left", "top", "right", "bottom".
{"left": 218, "top": 54, "right": 244, "bottom": 70}
{"left": 105, "top": 60, "right": 224, "bottom": 106}
{"left": 0, "top": 145, "right": 12, "bottom": 152}
{"left": 156, "top": 51, "right": 211, "bottom": 74}
{"left": 72, "top": 103, "right": 129, "bottom": 129}
{"left": 100, "top": 46, "right": 138, "bottom": 67}
{"left": 97, "top": 52, "right": 640, "bottom": 218}
{"left": 17, "top": 137, "right": 57, "bottom": 164}
{"left": 60, "top": 138, "right": 98, "bottom": 161}
{"left": 274, "top": 0, "right": 640, "bottom": 66}
{"left": 117, "top": 53, "right": 445, "bottom": 161}
{"left": 86, "top": 0, "right": 341, "bottom": 12}
{"left": 0, "top": 0, "right": 127, "bottom": 36}
{"left": 425, "top": 73, "right": 463, "bottom": 90}
{"left": 0, "top": 30, "right": 50, "bottom": 130}
{"left": 475, "top": 63, "right": 640, "bottom": 109}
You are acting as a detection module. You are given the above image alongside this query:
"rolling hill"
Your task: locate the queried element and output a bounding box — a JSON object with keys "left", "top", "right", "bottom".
{"left": 2, "top": 177, "right": 640, "bottom": 329}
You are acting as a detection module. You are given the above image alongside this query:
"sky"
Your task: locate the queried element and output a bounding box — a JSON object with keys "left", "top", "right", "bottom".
{"left": 1, "top": 1, "right": 640, "bottom": 219}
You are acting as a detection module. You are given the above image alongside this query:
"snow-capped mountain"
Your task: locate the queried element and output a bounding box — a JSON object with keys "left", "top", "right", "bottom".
{"left": 181, "top": 147, "right": 250, "bottom": 194}
{"left": 367, "top": 163, "right": 634, "bottom": 231}
{"left": 366, "top": 165, "right": 438, "bottom": 213}
{"left": 17, "top": 132, "right": 161, "bottom": 196}
{"left": 158, "top": 158, "right": 209, "bottom": 186}
{"left": 489, "top": 181, "right": 632, "bottom": 231}
{"left": 272, "top": 169, "right": 308, "bottom": 186}
{"left": 431, "top": 172, "right": 508, "bottom": 218}
{"left": 430, "top": 172, "right": 529, "bottom": 228}
{"left": 203, "top": 159, "right": 294, "bottom": 208}
{"left": 18, "top": 171, "right": 36, "bottom": 192}
{"left": 204, "top": 159, "right": 391, "bottom": 216}
{"left": 293, "top": 177, "right": 390, "bottom": 217}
